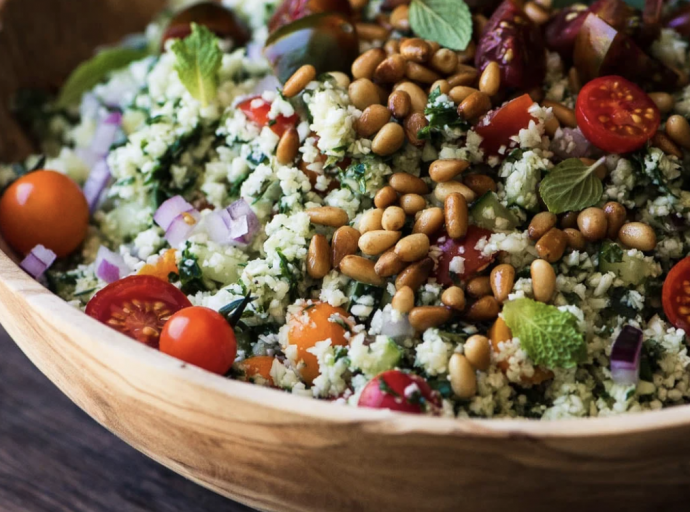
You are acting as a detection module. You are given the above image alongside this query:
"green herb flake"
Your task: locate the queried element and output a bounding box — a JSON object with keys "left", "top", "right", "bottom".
{"left": 409, "top": 0, "right": 473, "bottom": 51}
{"left": 170, "top": 24, "right": 222, "bottom": 107}
{"left": 539, "top": 157, "right": 605, "bottom": 214}
{"left": 502, "top": 298, "right": 587, "bottom": 369}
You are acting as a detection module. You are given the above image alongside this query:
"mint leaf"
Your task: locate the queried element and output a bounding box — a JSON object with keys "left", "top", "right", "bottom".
{"left": 409, "top": 0, "right": 473, "bottom": 51}
{"left": 539, "top": 156, "right": 605, "bottom": 214}
{"left": 171, "top": 23, "right": 222, "bottom": 107}
{"left": 502, "top": 298, "right": 586, "bottom": 369}
{"left": 57, "top": 47, "right": 149, "bottom": 108}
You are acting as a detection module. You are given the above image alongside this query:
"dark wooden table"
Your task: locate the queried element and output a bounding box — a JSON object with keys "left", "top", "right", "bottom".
{"left": 0, "top": 327, "right": 255, "bottom": 512}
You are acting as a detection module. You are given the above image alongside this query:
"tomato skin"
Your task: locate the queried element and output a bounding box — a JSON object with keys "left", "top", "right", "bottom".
{"left": 662, "top": 257, "right": 690, "bottom": 335}
{"left": 162, "top": 2, "right": 250, "bottom": 47}
{"left": 544, "top": 4, "right": 590, "bottom": 59}
{"left": 0, "top": 170, "right": 89, "bottom": 257}
{"left": 432, "top": 226, "right": 495, "bottom": 286}
{"left": 475, "top": 94, "right": 535, "bottom": 156}
{"left": 86, "top": 276, "right": 192, "bottom": 348}
{"left": 358, "top": 370, "right": 441, "bottom": 414}
{"left": 160, "top": 306, "right": 237, "bottom": 375}
{"left": 287, "top": 302, "right": 351, "bottom": 384}
{"left": 238, "top": 355, "right": 276, "bottom": 385}
{"left": 576, "top": 76, "right": 660, "bottom": 154}
{"left": 237, "top": 96, "right": 299, "bottom": 137}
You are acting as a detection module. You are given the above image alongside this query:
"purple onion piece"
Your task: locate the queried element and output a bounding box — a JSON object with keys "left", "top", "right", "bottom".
{"left": 154, "top": 196, "right": 196, "bottom": 232}
{"left": 83, "top": 159, "right": 112, "bottom": 214}
{"left": 379, "top": 309, "right": 415, "bottom": 341}
{"left": 549, "top": 127, "right": 602, "bottom": 160}
{"left": 94, "top": 246, "right": 130, "bottom": 283}
{"left": 610, "top": 325, "right": 644, "bottom": 385}
{"left": 227, "top": 198, "right": 259, "bottom": 244}
{"left": 20, "top": 245, "right": 57, "bottom": 279}
{"left": 164, "top": 210, "right": 201, "bottom": 247}
{"left": 250, "top": 73, "right": 280, "bottom": 96}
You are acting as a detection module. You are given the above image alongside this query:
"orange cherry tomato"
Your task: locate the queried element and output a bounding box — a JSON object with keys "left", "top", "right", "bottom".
{"left": 0, "top": 170, "right": 89, "bottom": 257}
{"left": 138, "top": 249, "right": 178, "bottom": 282}
{"left": 474, "top": 94, "right": 536, "bottom": 156}
{"left": 160, "top": 306, "right": 238, "bottom": 375}
{"left": 287, "top": 302, "right": 351, "bottom": 384}
{"left": 238, "top": 355, "right": 276, "bottom": 385}
{"left": 662, "top": 257, "right": 690, "bottom": 335}
{"left": 237, "top": 96, "right": 299, "bottom": 137}
{"left": 86, "top": 275, "right": 192, "bottom": 348}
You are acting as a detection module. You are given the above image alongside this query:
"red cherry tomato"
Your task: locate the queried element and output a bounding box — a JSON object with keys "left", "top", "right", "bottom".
{"left": 358, "top": 370, "right": 441, "bottom": 414}
{"left": 237, "top": 96, "right": 299, "bottom": 137}
{"left": 268, "top": 0, "right": 353, "bottom": 33}
{"left": 475, "top": 94, "right": 536, "bottom": 156}
{"left": 160, "top": 306, "right": 237, "bottom": 375}
{"left": 576, "top": 75, "right": 660, "bottom": 154}
{"left": 544, "top": 4, "right": 590, "bottom": 59}
{"left": 86, "top": 276, "right": 192, "bottom": 348}
{"left": 433, "top": 226, "right": 495, "bottom": 286}
{"left": 662, "top": 257, "right": 690, "bottom": 335}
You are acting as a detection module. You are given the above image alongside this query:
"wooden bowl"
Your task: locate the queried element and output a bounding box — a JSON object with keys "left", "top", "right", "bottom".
{"left": 2, "top": 1, "right": 690, "bottom": 510}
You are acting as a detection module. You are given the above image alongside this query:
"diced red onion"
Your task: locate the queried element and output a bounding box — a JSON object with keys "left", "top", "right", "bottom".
{"left": 205, "top": 198, "right": 259, "bottom": 245}
{"left": 380, "top": 309, "right": 415, "bottom": 341}
{"left": 227, "top": 198, "right": 259, "bottom": 244}
{"left": 610, "top": 325, "right": 644, "bottom": 386}
{"left": 250, "top": 74, "right": 281, "bottom": 96}
{"left": 90, "top": 111, "right": 123, "bottom": 157}
{"left": 94, "top": 246, "right": 130, "bottom": 283}
{"left": 165, "top": 210, "right": 201, "bottom": 247}
{"left": 20, "top": 245, "right": 56, "bottom": 279}
{"left": 550, "top": 127, "right": 601, "bottom": 160}
{"left": 154, "top": 196, "right": 196, "bottom": 231}
{"left": 83, "top": 159, "right": 112, "bottom": 213}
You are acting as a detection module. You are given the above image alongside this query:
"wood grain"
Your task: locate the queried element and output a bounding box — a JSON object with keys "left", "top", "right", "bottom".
{"left": 2, "top": 1, "right": 690, "bottom": 511}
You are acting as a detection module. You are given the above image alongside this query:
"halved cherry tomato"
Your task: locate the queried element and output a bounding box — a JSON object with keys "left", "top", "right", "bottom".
{"left": 237, "top": 96, "right": 299, "bottom": 137}
{"left": 160, "top": 306, "right": 237, "bottom": 375}
{"left": 86, "top": 275, "right": 192, "bottom": 348}
{"left": 474, "top": 94, "right": 535, "bottom": 156}
{"left": 662, "top": 257, "right": 690, "bottom": 335}
{"left": 238, "top": 355, "right": 276, "bottom": 385}
{"left": 162, "top": 2, "right": 250, "bottom": 47}
{"left": 575, "top": 75, "right": 660, "bottom": 154}
{"left": 138, "top": 249, "right": 178, "bottom": 282}
{"left": 358, "top": 370, "right": 441, "bottom": 414}
{"left": 432, "top": 226, "right": 495, "bottom": 286}
{"left": 0, "top": 170, "right": 89, "bottom": 257}
{"left": 268, "top": 0, "right": 353, "bottom": 33}
{"left": 287, "top": 302, "right": 351, "bottom": 384}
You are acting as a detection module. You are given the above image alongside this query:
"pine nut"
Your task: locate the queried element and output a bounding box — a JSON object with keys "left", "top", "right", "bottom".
{"left": 463, "top": 174, "right": 497, "bottom": 196}
{"left": 490, "top": 264, "right": 515, "bottom": 303}
{"left": 307, "top": 234, "right": 331, "bottom": 279}
{"left": 395, "top": 233, "right": 430, "bottom": 262}
{"left": 457, "top": 91, "right": 491, "bottom": 120}
{"left": 543, "top": 100, "right": 577, "bottom": 128}
{"left": 374, "top": 54, "right": 407, "bottom": 83}
{"left": 375, "top": 248, "right": 407, "bottom": 277}
{"left": 388, "top": 90, "right": 411, "bottom": 119}
{"left": 567, "top": 67, "right": 581, "bottom": 94}
{"left": 374, "top": 186, "right": 398, "bottom": 209}
{"left": 544, "top": 115, "right": 560, "bottom": 138}
{"left": 473, "top": 14, "right": 488, "bottom": 35}
{"left": 349, "top": 0, "right": 368, "bottom": 9}
{"left": 524, "top": 1, "right": 550, "bottom": 24}
{"left": 448, "top": 71, "right": 478, "bottom": 88}
{"left": 429, "top": 159, "right": 470, "bottom": 182}
{"left": 276, "top": 127, "right": 299, "bottom": 165}
{"left": 356, "top": 104, "right": 392, "bottom": 138}
{"left": 430, "top": 48, "right": 458, "bottom": 75}
{"left": 666, "top": 115, "right": 690, "bottom": 149}
{"left": 372, "top": 123, "right": 405, "bottom": 156}
{"left": 466, "top": 276, "right": 491, "bottom": 298}
{"left": 359, "top": 230, "right": 401, "bottom": 255}
{"left": 531, "top": 259, "right": 556, "bottom": 303}
{"left": 400, "top": 38, "right": 432, "bottom": 63}
{"left": 306, "top": 206, "right": 349, "bottom": 227}
{"left": 352, "top": 48, "right": 386, "bottom": 80}
{"left": 479, "top": 61, "right": 501, "bottom": 96}
{"left": 563, "top": 228, "right": 586, "bottom": 251}
{"left": 528, "top": 86, "right": 545, "bottom": 103}
{"left": 448, "top": 353, "right": 477, "bottom": 398}
{"left": 348, "top": 78, "right": 381, "bottom": 110}
{"left": 442, "top": 286, "right": 466, "bottom": 311}
{"left": 340, "top": 255, "right": 384, "bottom": 286}
{"left": 392, "top": 285, "right": 415, "bottom": 313}
{"left": 409, "top": 306, "right": 452, "bottom": 331}
{"left": 528, "top": 212, "right": 557, "bottom": 240}
{"left": 400, "top": 194, "right": 426, "bottom": 215}
{"left": 405, "top": 61, "right": 441, "bottom": 84}
{"left": 618, "top": 222, "right": 657, "bottom": 252}
{"left": 535, "top": 228, "right": 567, "bottom": 262}
{"left": 331, "top": 226, "right": 360, "bottom": 269}
{"left": 648, "top": 92, "right": 675, "bottom": 114}
{"left": 445, "top": 193, "right": 469, "bottom": 240}
{"left": 489, "top": 316, "right": 511, "bottom": 352}
{"left": 450, "top": 87, "right": 481, "bottom": 107}
{"left": 393, "top": 81, "right": 428, "bottom": 113}
{"left": 577, "top": 208, "right": 608, "bottom": 242}
{"left": 603, "top": 201, "right": 627, "bottom": 239}
{"left": 464, "top": 335, "right": 491, "bottom": 371}
{"left": 430, "top": 79, "right": 451, "bottom": 95}
{"left": 456, "top": 40, "right": 476, "bottom": 64}
{"left": 413, "top": 207, "right": 444, "bottom": 236}
{"left": 282, "top": 64, "right": 316, "bottom": 98}
{"left": 382, "top": 206, "right": 406, "bottom": 231}
{"left": 359, "top": 208, "right": 384, "bottom": 234}
{"left": 396, "top": 257, "right": 433, "bottom": 291}
{"left": 652, "top": 131, "right": 683, "bottom": 159}
{"left": 327, "top": 71, "right": 351, "bottom": 89}
{"left": 403, "top": 112, "right": 429, "bottom": 147}
{"left": 390, "top": 4, "right": 410, "bottom": 31}
{"left": 355, "top": 22, "right": 390, "bottom": 41}
{"left": 384, "top": 39, "right": 400, "bottom": 55}
{"left": 390, "top": 173, "right": 429, "bottom": 195}
{"left": 426, "top": 40, "right": 440, "bottom": 53}
{"left": 560, "top": 211, "right": 579, "bottom": 230}
{"left": 434, "top": 181, "right": 476, "bottom": 203}
{"left": 466, "top": 296, "right": 500, "bottom": 322}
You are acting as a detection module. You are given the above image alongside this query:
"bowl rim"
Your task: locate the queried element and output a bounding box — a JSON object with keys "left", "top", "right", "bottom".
{"left": 3, "top": 247, "right": 690, "bottom": 439}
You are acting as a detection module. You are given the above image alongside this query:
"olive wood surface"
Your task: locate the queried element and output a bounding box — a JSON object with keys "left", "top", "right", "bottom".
{"left": 1, "top": 1, "right": 690, "bottom": 511}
